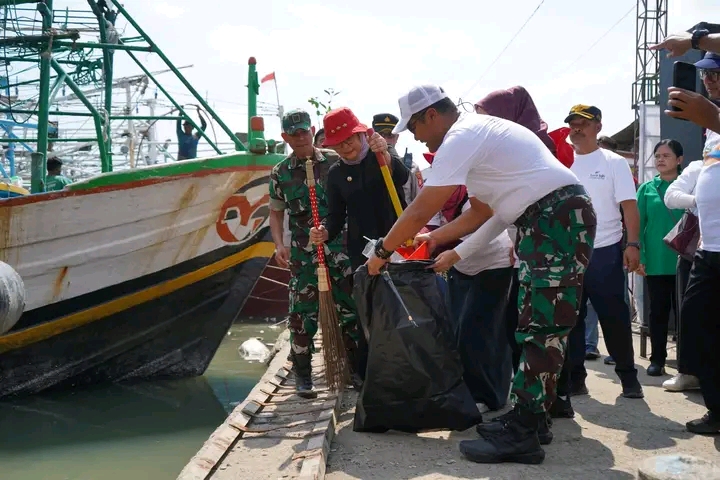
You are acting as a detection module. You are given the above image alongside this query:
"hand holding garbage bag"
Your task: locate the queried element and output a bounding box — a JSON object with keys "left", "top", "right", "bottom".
{"left": 352, "top": 261, "right": 482, "bottom": 433}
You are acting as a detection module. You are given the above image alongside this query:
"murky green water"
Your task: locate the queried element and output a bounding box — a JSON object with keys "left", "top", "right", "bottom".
{"left": 0, "top": 321, "right": 279, "bottom": 480}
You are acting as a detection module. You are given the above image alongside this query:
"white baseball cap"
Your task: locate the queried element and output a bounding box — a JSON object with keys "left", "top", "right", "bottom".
{"left": 392, "top": 84, "right": 451, "bottom": 134}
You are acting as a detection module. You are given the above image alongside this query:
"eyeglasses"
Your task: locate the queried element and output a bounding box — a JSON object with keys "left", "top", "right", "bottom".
{"left": 700, "top": 70, "right": 720, "bottom": 82}
{"left": 407, "top": 109, "right": 429, "bottom": 134}
{"left": 329, "top": 135, "right": 356, "bottom": 150}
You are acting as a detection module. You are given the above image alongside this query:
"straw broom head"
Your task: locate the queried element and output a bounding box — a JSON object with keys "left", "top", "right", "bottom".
{"left": 305, "top": 158, "right": 350, "bottom": 392}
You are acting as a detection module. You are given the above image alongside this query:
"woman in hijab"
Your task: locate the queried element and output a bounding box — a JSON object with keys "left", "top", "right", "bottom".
{"left": 475, "top": 85, "right": 557, "bottom": 155}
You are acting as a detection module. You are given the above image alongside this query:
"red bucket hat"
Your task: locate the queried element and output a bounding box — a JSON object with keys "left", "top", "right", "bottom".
{"left": 321, "top": 107, "right": 367, "bottom": 147}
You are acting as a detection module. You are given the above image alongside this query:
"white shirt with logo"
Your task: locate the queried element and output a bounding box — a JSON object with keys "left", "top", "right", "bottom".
{"left": 423, "top": 114, "right": 579, "bottom": 259}
{"left": 570, "top": 148, "right": 637, "bottom": 249}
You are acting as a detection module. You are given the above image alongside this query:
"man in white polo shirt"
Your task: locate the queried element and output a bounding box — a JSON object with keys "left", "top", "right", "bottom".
{"left": 364, "top": 85, "right": 597, "bottom": 465}
{"left": 556, "top": 105, "right": 644, "bottom": 409}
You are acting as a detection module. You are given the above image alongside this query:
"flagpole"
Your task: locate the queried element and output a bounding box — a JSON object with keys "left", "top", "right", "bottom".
{"left": 273, "top": 74, "right": 282, "bottom": 119}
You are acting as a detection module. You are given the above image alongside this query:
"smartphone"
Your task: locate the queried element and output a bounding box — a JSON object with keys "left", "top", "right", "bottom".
{"left": 672, "top": 62, "right": 697, "bottom": 116}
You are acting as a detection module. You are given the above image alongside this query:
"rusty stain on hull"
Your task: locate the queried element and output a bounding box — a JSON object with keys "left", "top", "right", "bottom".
{"left": 52, "top": 266, "right": 69, "bottom": 301}
{"left": 0, "top": 205, "right": 12, "bottom": 263}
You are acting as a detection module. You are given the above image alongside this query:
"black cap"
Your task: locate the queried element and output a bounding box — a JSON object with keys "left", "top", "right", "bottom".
{"left": 47, "top": 156, "right": 63, "bottom": 169}
{"left": 564, "top": 104, "right": 602, "bottom": 123}
{"left": 372, "top": 113, "right": 399, "bottom": 134}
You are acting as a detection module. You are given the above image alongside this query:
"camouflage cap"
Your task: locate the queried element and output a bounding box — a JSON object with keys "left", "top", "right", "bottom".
{"left": 282, "top": 109, "right": 312, "bottom": 134}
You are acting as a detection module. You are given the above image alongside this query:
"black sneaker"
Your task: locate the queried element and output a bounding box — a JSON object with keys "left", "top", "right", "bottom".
{"left": 646, "top": 363, "right": 666, "bottom": 376}
{"left": 604, "top": 356, "right": 616, "bottom": 365}
{"left": 350, "top": 373, "right": 364, "bottom": 391}
{"left": 461, "top": 408, "right": 545, "bottom": 464}
{"left": 621, "top": 378, "right": 644, "bottom": 399}
{"left": 549, "top": 395, "right": 575, "bottom": 419}
{"left": 570, "top": 383, "right": 589, "bottom": 397}
{"left": 686, "top": 412, "right": 720, "bottom": 434}
{"left": 585, "top": 348, "right": 601, "bottom": 360}
{"left": 295, "top": 379, "right": 318, "bottom": 399}
{"left": 476, "top": 409, "right": 553, "bottom": 445}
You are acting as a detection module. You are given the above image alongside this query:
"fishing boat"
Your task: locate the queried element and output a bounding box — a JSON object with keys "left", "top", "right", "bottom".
{"left": 0, "top": 0, "right": 284, "bottom": 397}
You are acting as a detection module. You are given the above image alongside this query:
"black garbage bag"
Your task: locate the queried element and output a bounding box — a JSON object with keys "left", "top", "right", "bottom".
{"left": 352, "top": 261, "right": 482, "bottom": 433}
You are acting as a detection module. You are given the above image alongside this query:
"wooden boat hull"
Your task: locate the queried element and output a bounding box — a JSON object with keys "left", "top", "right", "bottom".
{"left": 0, "top": 153, "right": 282, "bottom": 397}
{"left": 240, "top": 253, "right": 290, "bottom": 318}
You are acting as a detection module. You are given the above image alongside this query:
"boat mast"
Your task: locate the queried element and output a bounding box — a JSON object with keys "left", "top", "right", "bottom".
{"left": 247, "top": 57, "right": 259, "bottom": 145}
{"left": 1, "top": 0, "right": 256, "bottom": 189}
{"left": 33, "top": 0, "right": 54, "bottom": 193}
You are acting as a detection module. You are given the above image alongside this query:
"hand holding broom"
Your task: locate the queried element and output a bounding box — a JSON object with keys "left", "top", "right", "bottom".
{"left": 305, "top": 158, "right": 350, "bottom": 392}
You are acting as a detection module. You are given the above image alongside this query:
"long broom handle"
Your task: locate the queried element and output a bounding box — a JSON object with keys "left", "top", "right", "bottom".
{"left": 366, "top": 128, "right": 404, "bottom": 218}
{"left": 305, "top": 158, "right": 328, "bottom": 268}
{"left": 366, "top": 128, "right": 413, "bottom": 247}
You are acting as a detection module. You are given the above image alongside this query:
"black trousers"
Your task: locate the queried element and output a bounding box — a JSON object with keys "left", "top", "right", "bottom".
{"left": 448, "top": 266, "right": 514, "bottom": 410}
{"left": 675, "top": 256, "right": 698, "bottom": 375}
{"left": 645, "top": 274, "right": 677, "bottom": 366}
{"left": 558, "top": 242, "right": 638, "bottom": 394}
{"left": 680, "top": 250, "right": 720, "bottom": 414}
{"left": 505, "top": 269, "right": 522, "bottom": 373}
{"left": 351, "top": 259, "right": 369, "bottom": 380}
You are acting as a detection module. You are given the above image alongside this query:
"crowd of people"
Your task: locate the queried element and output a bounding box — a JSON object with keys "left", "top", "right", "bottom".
{"left": 267, "top": 27, "right": 720, "bottom": 466}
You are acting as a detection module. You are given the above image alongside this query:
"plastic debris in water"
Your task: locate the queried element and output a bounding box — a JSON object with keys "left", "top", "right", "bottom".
{"left": 239, "top": 337, "right": 271, "bottom": 363}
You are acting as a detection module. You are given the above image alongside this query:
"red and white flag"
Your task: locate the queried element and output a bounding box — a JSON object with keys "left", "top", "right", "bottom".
{"left": 260, "top": 72, "right": 275, "bottom": 84}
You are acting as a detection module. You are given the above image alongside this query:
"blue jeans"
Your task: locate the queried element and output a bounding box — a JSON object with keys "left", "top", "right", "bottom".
{"left": 584, "top": 301, "right": 599, "bottom": 351}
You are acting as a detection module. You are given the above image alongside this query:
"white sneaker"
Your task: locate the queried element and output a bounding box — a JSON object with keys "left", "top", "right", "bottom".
{"left": 662, "top": 373, "right": 700, "bottom": 392}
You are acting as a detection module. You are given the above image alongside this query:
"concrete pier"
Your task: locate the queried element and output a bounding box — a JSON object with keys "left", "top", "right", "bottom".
{"left": 178, "top": 333, "right": 340, "bottom": 480}
{"left": 181, "top": 332, "right": 720, "bottom": 480}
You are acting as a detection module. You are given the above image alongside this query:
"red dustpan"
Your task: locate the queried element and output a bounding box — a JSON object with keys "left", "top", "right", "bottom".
{"left": 396, "top": 241, "right": 430, "bottom": 260}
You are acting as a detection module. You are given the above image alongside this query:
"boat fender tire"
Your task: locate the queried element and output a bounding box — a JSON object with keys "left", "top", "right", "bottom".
{"left": 0, "top": 261, "right": 25, "bottom": 335}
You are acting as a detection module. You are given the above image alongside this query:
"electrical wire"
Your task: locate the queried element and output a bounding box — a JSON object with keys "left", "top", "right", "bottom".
{"left": 460, "top": 0, "right": 546, "bottom": 99}
{"left": 559, "top": 4, "right": 636, "bottom": 73}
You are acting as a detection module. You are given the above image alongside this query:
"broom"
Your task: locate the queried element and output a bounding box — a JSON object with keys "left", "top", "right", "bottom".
{"left": 305, "top": 158, "right": 349, "bottom": 392}
{"left": 366, "top": 128, "right": 413, "bottom": 247}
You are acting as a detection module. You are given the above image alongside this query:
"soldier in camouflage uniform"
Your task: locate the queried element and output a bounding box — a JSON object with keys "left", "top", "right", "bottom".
{"left": 269, "top": 109, "right": 359, "bottom": 399}
{"left": 365, "top": 86, "right": 597, "bottom": 464}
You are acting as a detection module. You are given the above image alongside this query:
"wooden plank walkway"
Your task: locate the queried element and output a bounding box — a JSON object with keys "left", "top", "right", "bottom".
{"left": 177, "top": 333, "right": 341, "bottom": 480}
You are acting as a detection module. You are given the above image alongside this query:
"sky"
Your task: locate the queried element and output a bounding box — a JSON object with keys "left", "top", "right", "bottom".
{"left": 8, "top": 0, "right": 720, "bottom": 170}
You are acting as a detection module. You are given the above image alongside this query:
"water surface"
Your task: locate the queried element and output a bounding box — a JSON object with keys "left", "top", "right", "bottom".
{"left": 0, "top": 321, "right": 277, "bottom": 480}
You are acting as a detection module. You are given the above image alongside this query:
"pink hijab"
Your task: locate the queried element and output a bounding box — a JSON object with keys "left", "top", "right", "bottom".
{"left": 474, "top": 85, "right": 556, "bottom": 155}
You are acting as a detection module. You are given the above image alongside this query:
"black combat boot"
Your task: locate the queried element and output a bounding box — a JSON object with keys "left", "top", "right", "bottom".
{"left": 291, "top": 352, "right": 317, "bottom": 399}
{"left": 343, "top": 333, "right": 364, "bottom": 390}
{"left": 476, "top": 408, "right": 553, "bottom": 445}
{"left": 549, "top": 394, "right": 575, "bottom": 419}
{"left": 460, "top": 406, "right": 546, "bottom": 464}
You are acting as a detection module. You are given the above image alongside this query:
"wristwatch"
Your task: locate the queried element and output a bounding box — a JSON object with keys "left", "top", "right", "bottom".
{"left": 625, "top": 241, "right": 640, "bottom": 250}
{"left": 691, "top": 29, "right": 710, "bottom": 50}
{"left": 374, "top": 238, "right": 394, "bottom": 260}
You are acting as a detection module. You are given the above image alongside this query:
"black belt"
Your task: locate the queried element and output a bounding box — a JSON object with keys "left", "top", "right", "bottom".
{"left": 515, "top": 184, "right": 588, "bottom": 227}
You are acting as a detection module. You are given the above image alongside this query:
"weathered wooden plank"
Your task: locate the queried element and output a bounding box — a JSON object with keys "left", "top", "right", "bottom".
{"left": 176, "top": 331, "right": 291, "bottom": 480}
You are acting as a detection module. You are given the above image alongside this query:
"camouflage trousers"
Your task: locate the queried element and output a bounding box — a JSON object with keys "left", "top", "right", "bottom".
{"left": 288, "top": 245, "right": 359, "bottom": 356}
{"left": 510, "top": 185, "right": 597, "bottom": 414}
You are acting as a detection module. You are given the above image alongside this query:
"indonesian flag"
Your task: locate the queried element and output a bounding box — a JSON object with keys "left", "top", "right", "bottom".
{"left": 260, "top": 72, "right": 275, "bottom": 83}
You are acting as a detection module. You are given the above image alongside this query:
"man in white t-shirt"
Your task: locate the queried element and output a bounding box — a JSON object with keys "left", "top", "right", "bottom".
{"left": 364, "top": 84, "right": 597, "bottom": 465}
{"left": 558, "top": 104, "right": 644, "bottom": 405}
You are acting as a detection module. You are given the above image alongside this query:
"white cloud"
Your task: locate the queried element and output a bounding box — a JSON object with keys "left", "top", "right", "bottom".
{"left": 153, "top": 2, "right": 185, "bottom": 19}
